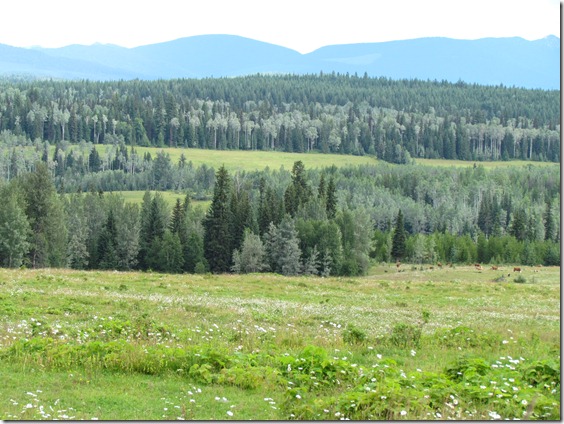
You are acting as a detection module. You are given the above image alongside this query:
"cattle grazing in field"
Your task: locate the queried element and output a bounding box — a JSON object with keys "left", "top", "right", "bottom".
{"left": 490, "top": 266, "right": 498, "bottom": 271}
{"left": 396, "top": 261, "right": 401, "bottom": 271}
{"left": 429, "top": 266, "right": 434, "bottom": 270}
{"left": 437, "top": 262, "right": 443, "bottom": 269}
{"left": 474, "top": 263, "right": 483, "bottom": 271}
{"left": 513, "top": 267, "right": 522, "bottom": 273}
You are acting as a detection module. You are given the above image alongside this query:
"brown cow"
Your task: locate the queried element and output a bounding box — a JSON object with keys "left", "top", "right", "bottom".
{"left": 491, "top": 266, "right": 498, "bottom": 271}
{"left": 513, "top": 267, "right": 522, "bottom": 273}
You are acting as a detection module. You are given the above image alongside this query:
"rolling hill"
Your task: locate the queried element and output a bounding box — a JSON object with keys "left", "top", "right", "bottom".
{"left": 0, "top": 34, "right": 559, "bottom": 89}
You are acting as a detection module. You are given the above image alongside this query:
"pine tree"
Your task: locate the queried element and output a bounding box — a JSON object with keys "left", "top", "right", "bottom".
{"left": 544, "top": 199, "right": 556, "bottom": 242}
{"left": 391, "top": 209, "right": 407, "bottom": 261}
{"left": 318, "top": 174, "right": 326, "bottom": 200}
{"left": 326, "top": 176, "right": 337, "bottom": 219}
{"left": 203, "top": 165, "right": 233, "bottom": 273}
{"left": 284, "top": 161, "right": 312, "bottom": 216}
{"left": 509, "top": 209, "right": 527, "bottom": 242}
{"left": 97, "top": 209, "right": 118, "bottom": 269}
{"left": 170, "top": 198, "right": 186, "bottom": 235}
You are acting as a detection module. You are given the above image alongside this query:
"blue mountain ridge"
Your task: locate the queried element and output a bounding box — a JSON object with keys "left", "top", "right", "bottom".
{"left": 0, "top": 34, "right": 559, "bottom": 89}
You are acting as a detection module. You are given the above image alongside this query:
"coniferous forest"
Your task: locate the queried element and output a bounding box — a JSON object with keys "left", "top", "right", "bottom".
{"left": 0, "top": 74, "right": 559, "bottom": 275}
{"left": 0, "top": 74, "right": 559, "bottom": 161}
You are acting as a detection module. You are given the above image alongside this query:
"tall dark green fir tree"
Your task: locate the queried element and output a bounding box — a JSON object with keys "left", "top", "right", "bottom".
{"left": 203, "top": 165, "right": 233, "bottom": 273}
{"left": 391, "top": 209, "right": 407, "bottom": 261}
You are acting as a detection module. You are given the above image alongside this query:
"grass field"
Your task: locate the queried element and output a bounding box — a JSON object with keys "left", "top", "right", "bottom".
{"left": 116, "top": 190, "right": 211, "bottom": 209}
{"left": 0, "top": 264, "right": 559, "bottom": 420}
{"left": 415, "top": 158, "right": 559, "bottom": 169}
{"left": 97, "top": 146, "right": 379, "bottom": 172}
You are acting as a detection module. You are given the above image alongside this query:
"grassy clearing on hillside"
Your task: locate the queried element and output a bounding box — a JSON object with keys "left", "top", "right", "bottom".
{"left": 415, "top": 158, "right": 559, "bottom": 169}
{"left": 0, "top": 265, "right": 559, "bottom": 420}
{"left": 97, "top": 146, "right": 378, "bottom": 172}
{"left": 116, "top": 190, "right": 211, "bottom": 209}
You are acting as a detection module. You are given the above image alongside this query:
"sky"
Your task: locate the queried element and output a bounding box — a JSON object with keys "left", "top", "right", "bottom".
{"left": 1, "top": 0, "right": 560, "bottom": 53}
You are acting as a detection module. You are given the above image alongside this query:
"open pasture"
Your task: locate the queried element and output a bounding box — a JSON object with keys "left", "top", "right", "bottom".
{"left": 415, "top": 158, "right": 559, "bottom": 169}
{"left": 96, "top": 146, "right": 379, "bottom": 172}
{"left": 0, "top": 265, "right": 559, "bottom": 420}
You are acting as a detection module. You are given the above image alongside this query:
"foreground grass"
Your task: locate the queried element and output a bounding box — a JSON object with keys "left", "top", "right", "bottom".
{"left": 0, "top": 265, "right": 559, "bottom": 420}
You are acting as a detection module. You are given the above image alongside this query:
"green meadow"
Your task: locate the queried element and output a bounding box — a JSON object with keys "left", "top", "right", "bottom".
{"left": 0, "top": 264, "right": 559, "bottom": 420}
{"left": 97, "top": 146, "right": 379, "bottom": 172}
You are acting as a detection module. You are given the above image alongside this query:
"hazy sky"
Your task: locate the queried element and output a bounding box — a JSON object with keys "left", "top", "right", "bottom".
{"left": 2, "top": 0, "right": 560, "bottom": 53}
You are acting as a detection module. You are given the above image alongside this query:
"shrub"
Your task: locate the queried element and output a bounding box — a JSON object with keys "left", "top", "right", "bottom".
{"left": 343, "top": 324, "right": 367, "bottom": 344}
{"left": 389, "top": 322, "right": 421, "bottom": 349}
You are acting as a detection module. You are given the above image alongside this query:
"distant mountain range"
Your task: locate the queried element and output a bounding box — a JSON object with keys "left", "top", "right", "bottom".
{"left": 0, "top": 34, "right": 559, "bottom": 89}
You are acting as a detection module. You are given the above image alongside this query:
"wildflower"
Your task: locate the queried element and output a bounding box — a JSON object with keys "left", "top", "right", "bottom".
{"left": 410, "top": 349, "right": 416, "bottom": 356}
{"left": 376, "top": 354, "right": 382, "bottom": 359}
{"left": 400, "top": 410, "right": 407, "bottom": 416}
{"left": 295, "top": 394, "right": 301, "bottom": 399}
{"left": 226, "top": 411, "right": 233, "bottom": 417}
{"left": 502, "top": 340, "right": 509, "bottom": 344}
{"left": 521, "top": 399, "right": 528, "bottom": 406}
{"left": 488, "top": 411, "right": 501, "bottom": 419}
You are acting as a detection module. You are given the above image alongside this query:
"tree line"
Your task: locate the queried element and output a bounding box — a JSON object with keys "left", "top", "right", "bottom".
{"left": 0, "top": 160, "right": 559, "bottom": 274}
{"left": 0, "top": 74, "right": 559, "bottom": 163}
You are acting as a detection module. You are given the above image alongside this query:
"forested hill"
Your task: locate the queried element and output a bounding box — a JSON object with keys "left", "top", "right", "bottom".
{"left": 0, "top": 74, "right": 559, "bottom": 162}
{"left": 0, "top": 35, "right": 559, "bottom": 89}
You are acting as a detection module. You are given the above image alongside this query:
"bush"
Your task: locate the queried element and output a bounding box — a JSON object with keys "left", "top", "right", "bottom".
{"left": 389, "top": 323, "right": 421, "bottom": 349}
{"left": 343, "top": 324, "right": 367, "bottom": 344}
{"left": 513, "top": 274, "right": 527, "bottom": 284}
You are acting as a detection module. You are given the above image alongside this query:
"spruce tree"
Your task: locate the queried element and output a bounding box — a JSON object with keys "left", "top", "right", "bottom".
{"left": 203, "top": 165, "right": 233, "bottom": 273}
{"left": 544, "top": 199, "right": 556, "bottom": 242}
{"left": 326, "top": 176, "right": 337, "bottom": 219}
{"left": 97, "top": 209, "right": 118, "bottom": 269}
{"left": 391, "top": 209, "right": 407, "bottom": 261}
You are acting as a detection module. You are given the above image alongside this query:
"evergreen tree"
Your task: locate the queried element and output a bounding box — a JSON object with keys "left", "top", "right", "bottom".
{"left": 318, "top": 174, "right": 326, "bottom": 200}
{"left": 325, "top": 176, "right": 337, "bottom": 219}
{"left": 88, "top": 147, "right": 101, "bottom": 172}
{"left": 284, "top": 161, "right": 312, "bottom": 216}
{"left": 97, "top": 209, "right": 118, "bottom": 269}
{"left": 153, "top": 229, "right": 184, "bottom": 273}
{"left": 203, "top": 166, "right": 233, "bottom": 273}
{"left": 170, "top": 198, "right": 186, "bottom": 235}
{"left": 139, "top": 192, "right": 169, "bottom": 270}
{"left": 66, "top": 193, "right": 89, "bottom": 269}
{"left": 544, "top": 199, "right": 556, "bottom": 242}
{"left": 0, "top": 186, "right": 31, "bottom": 268}
{"left": 509, "top": 209, "right": 527, "bottom": 242}
{"left": 391, "top": 209, "right": 407, "bottom": 261}
{"left": 22, "top": 162, "right": 68, "bottom": 268}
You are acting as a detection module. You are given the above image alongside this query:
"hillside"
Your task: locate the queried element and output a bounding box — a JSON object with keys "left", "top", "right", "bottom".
{"left": 0, "top": 34, "right": 559, "bottom": 89}
{"left": 0, "top": 75, "right": 559, "bottom": 163}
